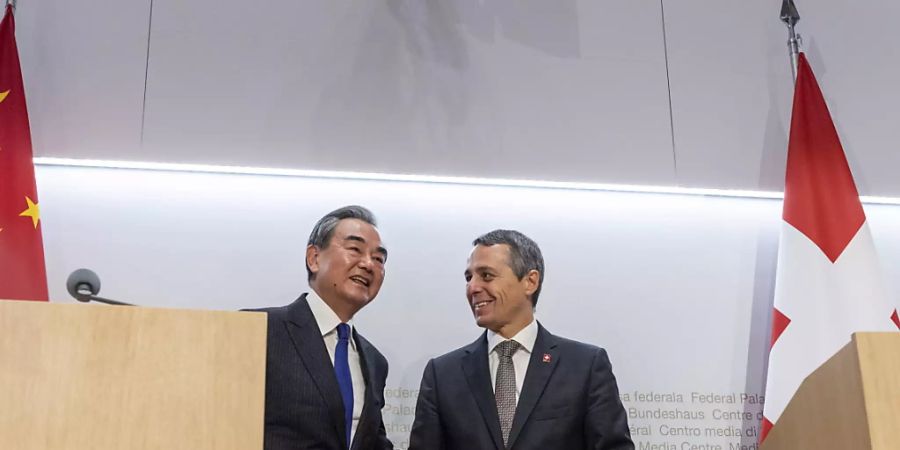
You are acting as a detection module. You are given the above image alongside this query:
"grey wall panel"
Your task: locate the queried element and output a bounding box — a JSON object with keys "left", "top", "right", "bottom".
{"left": 17, "top": 0, "right": 150, "bottom": 158}
{"left": 665, "top": 0, "right": 900, "bottom": 196}
{"left": 17, "top": 1, "right": 900, "bottom": 194}
{"left": 663, "top": 0, "right": 795, "bottom": 192}
{"left": 794, "top": 2, "right": 900, "bottom": 196}
{"left": 141, "top": 0, "right": 675, "bottom": 184}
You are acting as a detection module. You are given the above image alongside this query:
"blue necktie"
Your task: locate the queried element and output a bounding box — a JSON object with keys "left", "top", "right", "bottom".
{"left": 335, "top": 323, "right": 353, "bottom": 449}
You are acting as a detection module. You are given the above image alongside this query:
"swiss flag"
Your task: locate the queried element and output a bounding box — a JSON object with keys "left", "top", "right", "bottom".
{"left": 760, "top": 53, "right": 900, "bottom": 442}
{"left": 0, "top": 5, "right": 47, "bottom": 301}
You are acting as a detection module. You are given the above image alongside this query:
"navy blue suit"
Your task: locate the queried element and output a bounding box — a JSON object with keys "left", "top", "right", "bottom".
{"left": 247, "top": 295, "right": 393, "bottom": 450}
{"left": 409, "top": 323, "right": 633, "bottom": 450}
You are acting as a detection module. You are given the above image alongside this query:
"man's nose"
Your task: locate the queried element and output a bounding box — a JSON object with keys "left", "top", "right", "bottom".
{"left": 357, "top": 254, "right": 375, "bottom": 272}
{"left": 466, "top": 279, "right": 482, "bottom": 296}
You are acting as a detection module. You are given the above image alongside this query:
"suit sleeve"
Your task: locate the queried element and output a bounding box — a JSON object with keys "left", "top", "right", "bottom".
{"left": 585, "top": 348, "right": 634, "bottom": 450}
{"left": 408, "top": 359, "right": 445, "bottom": 450}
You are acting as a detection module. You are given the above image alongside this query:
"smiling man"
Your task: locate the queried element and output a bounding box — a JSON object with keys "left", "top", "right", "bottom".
{"left": 247, "top": 206, "right": 393, "bottom": 450}
{"left": 409, "top": 229, "right": 633, "bottom": 450}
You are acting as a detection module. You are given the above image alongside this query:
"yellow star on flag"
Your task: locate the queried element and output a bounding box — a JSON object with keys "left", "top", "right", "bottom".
{"left": 19, "top": 196, "right": 40, "bottom": 228}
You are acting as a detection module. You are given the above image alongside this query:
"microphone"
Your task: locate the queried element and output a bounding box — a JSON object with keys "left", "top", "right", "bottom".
{"left": 66, "top": 269, "right": 135, "bottom": 306}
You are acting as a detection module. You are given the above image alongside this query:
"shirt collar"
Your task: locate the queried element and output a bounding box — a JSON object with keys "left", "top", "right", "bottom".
{"left": 487, "top": 318, "right": 538, "bottom": 355}
{"left": 306, "top": 289, "right": 356, "bottom": 349}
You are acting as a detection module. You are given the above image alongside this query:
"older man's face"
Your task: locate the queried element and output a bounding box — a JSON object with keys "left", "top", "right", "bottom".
{"left": 308, "top": 219, "right": 386, "bottom": 315}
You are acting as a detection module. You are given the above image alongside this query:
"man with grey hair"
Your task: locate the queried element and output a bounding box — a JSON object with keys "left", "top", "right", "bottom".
{"left": 247, "top": 205, "right": 394, "bottom": 450}
{"left": 409, "top": 229, "right": 633, "bottom": 450}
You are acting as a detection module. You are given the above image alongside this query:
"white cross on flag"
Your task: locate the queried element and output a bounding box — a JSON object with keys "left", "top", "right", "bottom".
{"left": 760, "top": 52, "right": 900, "bottom": 442}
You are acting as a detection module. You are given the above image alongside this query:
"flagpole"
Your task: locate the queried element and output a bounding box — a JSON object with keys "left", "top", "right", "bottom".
{"left": 780, "top": 0, "right": 801, "bottom": 81}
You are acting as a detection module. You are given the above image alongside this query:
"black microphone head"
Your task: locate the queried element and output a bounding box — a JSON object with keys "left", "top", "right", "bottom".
{"left": 66, "top": 268, "right": 101, "bottom": 302}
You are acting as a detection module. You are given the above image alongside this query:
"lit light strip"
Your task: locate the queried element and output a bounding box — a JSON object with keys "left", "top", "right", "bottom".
{"left": 33, "top": 157, "right": 900, "bottom": 205}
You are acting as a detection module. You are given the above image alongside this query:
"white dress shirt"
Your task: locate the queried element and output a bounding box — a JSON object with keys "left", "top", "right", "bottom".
{"left": 306, "top": 290, "right": 366, "bottom": 444}
{"left": 487, "top": 319, "right": 539, "bottom": 405}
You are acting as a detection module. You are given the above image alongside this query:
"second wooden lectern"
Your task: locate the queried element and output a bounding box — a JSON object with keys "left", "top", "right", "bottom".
{"left": 761, "top": 332, "right": 900, "bottom": 450}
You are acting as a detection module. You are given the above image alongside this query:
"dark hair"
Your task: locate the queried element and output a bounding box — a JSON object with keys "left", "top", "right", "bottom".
{"left": 472, "top": 229, "right": 544, "bottom": 307}
{"left": 306, "top": 205, "right": 377, "bottom": 280}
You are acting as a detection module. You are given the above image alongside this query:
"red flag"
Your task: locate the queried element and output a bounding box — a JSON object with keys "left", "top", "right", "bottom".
{"left": 0, "top": 5, "right": 47, "bottom": 301}
{"left": 760, "top": 53, "right": 899, "bottom": 442}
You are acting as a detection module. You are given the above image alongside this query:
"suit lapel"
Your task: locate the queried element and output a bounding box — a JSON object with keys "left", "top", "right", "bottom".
{"left": 461, "top": 333, "right": 505, "bottom": 450}
{"left": 506, "top": 324, "right": 559, "bottom": 449}
{"left": 351, "top": 332, "right": 378, "bottom": 450}
{"left": 283, "top": 295, "right": 348, "bottom": 448}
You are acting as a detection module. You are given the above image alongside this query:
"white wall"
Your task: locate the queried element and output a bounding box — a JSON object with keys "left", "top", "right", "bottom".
{"left": 37, "top": 164, "right": 900, "bottom": 448}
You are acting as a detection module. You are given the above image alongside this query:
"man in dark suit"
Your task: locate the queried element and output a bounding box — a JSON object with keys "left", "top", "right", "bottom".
{"left": 409, "top": 229, "right": 633, "bottom": 450}
{"left": 247, "top": 206, "right": 394, "bottom": 450}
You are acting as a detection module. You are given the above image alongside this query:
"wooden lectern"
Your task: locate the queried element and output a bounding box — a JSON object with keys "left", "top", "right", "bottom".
{"left": 761, "top": 332, "right": 900, "bottom": 450}
{"left": 0, "top": 300, "right": 267, "bottom": 450}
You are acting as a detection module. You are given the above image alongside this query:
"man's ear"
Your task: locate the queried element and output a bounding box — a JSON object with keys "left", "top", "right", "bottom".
{"left": 306, "top": 244, "right": 320, "bottom": 276}
{"left": 523, "top": 269, "right": 540, "bottom": 297}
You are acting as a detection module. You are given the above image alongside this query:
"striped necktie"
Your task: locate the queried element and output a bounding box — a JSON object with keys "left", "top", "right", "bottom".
{"left": 494, "top": 339, "right": 521, "bottom": 446}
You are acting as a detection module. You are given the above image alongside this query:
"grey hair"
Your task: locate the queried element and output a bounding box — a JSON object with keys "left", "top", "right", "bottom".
{"left": 472, "top": 229, "right": 545, "bottom": 307}
{"left": 306, "top": 205, "right": 378, "bottom": 280}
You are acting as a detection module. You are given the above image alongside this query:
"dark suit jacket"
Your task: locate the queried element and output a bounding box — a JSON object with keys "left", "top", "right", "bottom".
{"left": 247, "top": 295, "right": 394, "bottom": 450}
{"left": 409, "top": 323, "right": 633, "bottom": 450}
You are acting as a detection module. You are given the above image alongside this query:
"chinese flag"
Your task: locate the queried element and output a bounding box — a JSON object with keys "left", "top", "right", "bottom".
{"left": 0, "top": 5, "right": 47, "bottom": 301}
{"left": 760, "top": 53, "right": 899, "bottom": 442}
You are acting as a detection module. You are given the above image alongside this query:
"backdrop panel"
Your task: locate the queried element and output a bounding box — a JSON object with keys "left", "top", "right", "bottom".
{"left": 36, "top": 165, "right": 900, "bottom": 449}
